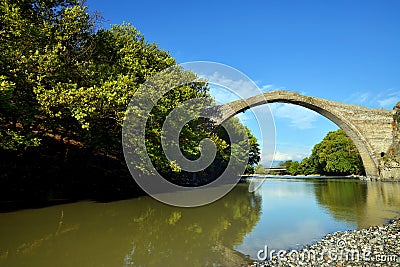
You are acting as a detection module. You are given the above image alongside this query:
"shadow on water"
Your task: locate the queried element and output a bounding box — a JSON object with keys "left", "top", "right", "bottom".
{"left": 0, "top": 184, "right": 260, "bottom": 267}
{"left": 0, "top": 141, "right": 149, "bottom": 212}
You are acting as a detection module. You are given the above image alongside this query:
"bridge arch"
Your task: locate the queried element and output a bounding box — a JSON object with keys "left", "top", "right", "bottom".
{"left": 216, "top": 91, "right": 394, "bottom": 178}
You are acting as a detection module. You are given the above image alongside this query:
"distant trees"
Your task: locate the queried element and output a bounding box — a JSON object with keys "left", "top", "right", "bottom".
{"left": 284, "top": 160, "right": 301, "bottom": 175}
{"left": 283, "top": 129, "right": 365, "bottom": 176}
{"left": 254, "top": 164, "right": 267, "bottom": 174}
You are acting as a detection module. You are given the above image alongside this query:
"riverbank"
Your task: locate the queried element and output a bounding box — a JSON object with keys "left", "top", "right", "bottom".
{"left": 251, "top": 218, "right": 400, "bottom": 267}
{"left": 0, "top": 136, "right": 148, "bottom": 211}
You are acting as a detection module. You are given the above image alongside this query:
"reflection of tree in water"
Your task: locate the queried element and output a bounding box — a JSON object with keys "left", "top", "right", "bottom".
{"left": 313, "top": 179, "right": 400, "bottom": 228}
{"left": 123, "top": 184, "right": 262, "bottom": 267}
{"left": 0, "top": 184, "right": 261, "bottom": 267}
{"left": 313, "top": 179, "right": 367, "bottom": 226}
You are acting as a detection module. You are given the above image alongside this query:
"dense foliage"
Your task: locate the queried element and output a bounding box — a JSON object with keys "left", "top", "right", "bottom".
{"left": 1, "top": 0, "right": 175, "bottom": 152}
{"left": 283, "top": 129, "right": 365, "bottom": 176}
{"left": 0, "top": 0, "right": 260, "bottom": 192}
{"left": 254, "top": 164, "right": 267, "bottom": 174}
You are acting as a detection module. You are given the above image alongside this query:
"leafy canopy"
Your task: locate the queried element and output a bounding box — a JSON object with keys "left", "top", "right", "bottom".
{"left": 0, "top": 0, "right": 260, "bottom": 182}
{"left": 283, "top": 129, "right": 365, "bottom": 176}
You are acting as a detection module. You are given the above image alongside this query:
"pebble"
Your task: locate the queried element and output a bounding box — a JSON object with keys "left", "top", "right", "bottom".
{"left": 249, "top": 218, "right": 400, "bottom": 267}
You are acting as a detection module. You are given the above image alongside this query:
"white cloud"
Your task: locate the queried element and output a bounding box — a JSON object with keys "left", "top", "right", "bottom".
{"left": 259, "top": 140, "right": 313, "bottom": 166}
{"left": 257, "top": 83, "right": 288, "bottom": 92}
{"left": 260, "top": 151, "right": 310, "bottom": 166}
{"left": 201, "top": 71, "right": 261, "bottom": 101}
{"left": 378, "top": 96, "right": 398, "bottom": 108}
{"left": 209, "top": 85, "right": 241, "bottom": 104}
{"left": 358, "top": 92, "right": 370, "bottom": 103}
{"left": 269, "top": 103, "right": 319, "bottom": 129}
{"left": 347, "top": 88, "right": 400, "bottom": 109}
{"left": 260, "top": 84, "right": 275, "bottom": 92}
{"left": 199, "top": 71, "right": 289, "bottom": 105}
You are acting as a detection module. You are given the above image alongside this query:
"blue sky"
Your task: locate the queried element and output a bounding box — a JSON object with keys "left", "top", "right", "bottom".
{"left": 86, "top": 0, "right": 400, "bottom": 165}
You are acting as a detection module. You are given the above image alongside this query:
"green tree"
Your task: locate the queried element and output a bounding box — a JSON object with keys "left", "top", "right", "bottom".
{"left": 244, "top": 127, "right": 260, "bottom": 174}
{"left": 299, "top": 157, "right": 316, "bottom": 175}
{"left": 0, "top": 0, "right": 89, "bottom": 149}
{"left": 311, "top": 129, "right": 365, "bottom": 175}
{"left": 254, "top": 164, "right": 267, "bottom": 174}
{"left": 0, "top": 0, "right": 174, "bottom": 152}
{"left": 283, "top": 130, "right": 364, "bottom": 176}
{"left": 284, "top": 160, "right": 301, "bottom": 175}
{"left": 0, "top": 0, "right": 261, "bottom": 188}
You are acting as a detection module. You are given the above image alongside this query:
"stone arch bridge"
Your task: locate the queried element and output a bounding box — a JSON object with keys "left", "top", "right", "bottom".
{"left": 214, "top": 91, "right": 395, "bottom": 179}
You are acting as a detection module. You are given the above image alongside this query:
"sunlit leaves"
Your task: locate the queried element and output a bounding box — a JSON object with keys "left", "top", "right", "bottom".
{"left": 312, "top": 129, "right": 365, "bottom": 175}
{"left": 1, "top": 1, "right": 261, "bottom": 183}
{"left": 283, "top": 130, "right": 365, "bottom": 176}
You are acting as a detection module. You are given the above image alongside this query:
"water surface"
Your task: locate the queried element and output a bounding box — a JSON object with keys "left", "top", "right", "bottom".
{"left": 0, "top": 178, "right": 399, "bottom": 266}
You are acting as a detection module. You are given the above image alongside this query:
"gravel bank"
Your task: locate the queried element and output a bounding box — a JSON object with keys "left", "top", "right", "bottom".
{"left": 251, "top": 218, "right": 400, "bottom": 267}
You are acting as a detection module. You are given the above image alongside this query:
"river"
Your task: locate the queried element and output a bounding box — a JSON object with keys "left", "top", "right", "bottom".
{"left": 0, "top": 177, "right": 399, "bottom": 266}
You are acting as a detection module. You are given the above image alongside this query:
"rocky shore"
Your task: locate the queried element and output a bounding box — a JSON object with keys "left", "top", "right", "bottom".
{"left": 251, "top": 218, "right": 400, "bottom": 267}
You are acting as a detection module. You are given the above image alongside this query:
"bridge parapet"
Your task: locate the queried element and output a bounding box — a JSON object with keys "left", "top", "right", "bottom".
{"left": 214, "top": 91, "right": 396, "bottom": 179}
